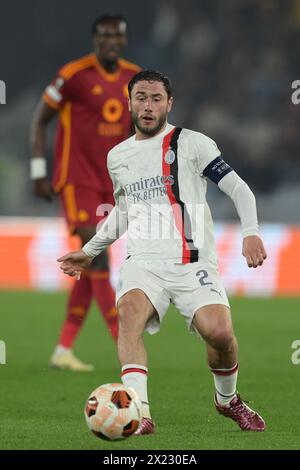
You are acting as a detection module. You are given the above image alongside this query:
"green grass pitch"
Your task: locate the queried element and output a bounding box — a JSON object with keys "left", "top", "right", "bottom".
{"left": 0, "top": 291, "right": 299, "bottom": 450}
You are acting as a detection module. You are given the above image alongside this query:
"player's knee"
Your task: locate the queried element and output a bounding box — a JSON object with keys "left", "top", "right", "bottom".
{"left": 117, "top": 291, "right": 148, "bottom": 335}
{"left": 207, "top": 326, "right": 235, "bottom": 351}
{"left": 117, "top": 294, "right": 139, "bottom": 328}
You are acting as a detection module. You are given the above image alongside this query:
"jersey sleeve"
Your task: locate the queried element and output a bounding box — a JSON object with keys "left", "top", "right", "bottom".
{"left": 218, "top": 172, "right": 259, "bottom": 237}
{"left": 42, "top": 71, "right": 74, "bottom": 110}
{"left": 192, "top": 132, "right": 259, "bottom": 237}
{"left": 193, "top": 133, "right": 233, "bottom": 184}
{"left": 106, "top": 151, "right": 125, "bottom": 204}
{"left": 82, "top": 152, "right": 127, "bottom": 258}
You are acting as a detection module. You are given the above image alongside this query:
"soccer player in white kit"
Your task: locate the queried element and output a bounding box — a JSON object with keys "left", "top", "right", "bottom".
{"left": 58, "top": 70, "right": 267, "bottom": 434}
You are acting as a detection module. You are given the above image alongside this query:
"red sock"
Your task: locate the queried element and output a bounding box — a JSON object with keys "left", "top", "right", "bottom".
{"left": 58, "top": 272, "right": 92, "bottom": 348}
{"left": 90, "top": 271, "right": 118, "bottom": 341}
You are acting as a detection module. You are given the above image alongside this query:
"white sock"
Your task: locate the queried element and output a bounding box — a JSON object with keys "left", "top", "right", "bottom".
{"left": 121, "top": 364, "right": 151, "bottom": 418}
{"left": 210, "top": 363, "right": 238, "bottom": 406}
{"left": 54, "top": 345, "right": 71, "bottom": 355}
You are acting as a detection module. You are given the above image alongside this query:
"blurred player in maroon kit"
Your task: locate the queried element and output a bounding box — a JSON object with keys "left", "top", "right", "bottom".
{"left": 30, "top": 15, "right": 141, "bottom": 371}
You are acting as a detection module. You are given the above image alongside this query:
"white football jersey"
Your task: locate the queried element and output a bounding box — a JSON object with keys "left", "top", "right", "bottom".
{"left": 107, "top": 123, "right": 229, "bottom": 266}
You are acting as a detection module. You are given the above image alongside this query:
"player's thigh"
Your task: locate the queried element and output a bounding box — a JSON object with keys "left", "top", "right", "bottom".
{"left": 116, "top": 260, "right": 170, "bottom": 335}
{"left": 172, "top": 264, "right": 230, "bottom": 334}
{"left": 117, "top": 289, "right": 156, "bottom": 334}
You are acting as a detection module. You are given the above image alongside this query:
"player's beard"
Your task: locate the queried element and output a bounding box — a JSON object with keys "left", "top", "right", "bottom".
{"left": 132, "top": 111, "right": 167, "bottom": 137}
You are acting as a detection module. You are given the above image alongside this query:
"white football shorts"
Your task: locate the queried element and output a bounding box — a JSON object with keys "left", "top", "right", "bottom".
{"left": 116, "top": 258, "right": 230, "bottom": 335}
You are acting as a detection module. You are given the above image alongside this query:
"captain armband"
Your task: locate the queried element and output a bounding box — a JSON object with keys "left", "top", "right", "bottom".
{"left": 203, "top": 156, "right": 233, "bottom": 184}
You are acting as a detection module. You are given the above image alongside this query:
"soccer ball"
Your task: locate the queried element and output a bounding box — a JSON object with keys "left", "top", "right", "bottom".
{"left": 84, "top": 383, "right": 142, "bottom": 440}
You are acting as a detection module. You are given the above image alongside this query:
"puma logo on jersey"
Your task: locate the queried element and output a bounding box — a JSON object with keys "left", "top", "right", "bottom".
{"left": 210, "top": 288, "right": 222, "bottom": 296}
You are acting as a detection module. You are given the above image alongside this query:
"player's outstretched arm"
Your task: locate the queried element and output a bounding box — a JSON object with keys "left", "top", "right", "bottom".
{"left": 30, "top": 100, "right": 57, "bottom": 201}
{"left": 242, "top": 235, "right": 267, "bottom": 268}
{"left": 196, "top": 137, "right": 268, "bottom": 269}
{"left": 82, "top": 203, "right": 127, "bottom": 258}
{"left": 58, "top": 204, "right": 127, "bottom": 277}
{"left": 215, "top": 169, "right": 268, "bottom": 268}
{"left": 57, "top": 250, "right": 93, "bottom": 277}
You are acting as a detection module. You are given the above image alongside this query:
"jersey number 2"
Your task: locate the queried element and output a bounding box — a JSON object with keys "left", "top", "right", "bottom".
{"left": 196, "top": 270, "right": 213, "bottom": 286}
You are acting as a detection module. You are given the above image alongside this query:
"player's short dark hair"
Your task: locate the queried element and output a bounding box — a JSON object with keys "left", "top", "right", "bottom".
{"left": 128, "top": 70, "right": 173, "bottom": 99}
{"left": 91, "top": 14, "right": 127, "bottom": 36}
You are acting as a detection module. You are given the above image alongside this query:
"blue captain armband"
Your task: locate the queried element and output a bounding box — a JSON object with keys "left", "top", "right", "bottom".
{"left": 203, "top": 155, "right": 233, "bottom": 184}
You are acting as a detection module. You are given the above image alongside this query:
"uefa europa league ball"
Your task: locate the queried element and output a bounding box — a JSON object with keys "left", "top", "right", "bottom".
{"left": 84, "top": 383, "right": 142, "bottom": 440}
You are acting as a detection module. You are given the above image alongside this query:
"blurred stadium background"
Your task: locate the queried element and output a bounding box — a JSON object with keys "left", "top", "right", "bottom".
{"left": 0, "top": 0, "right": 300, "bottom": 450}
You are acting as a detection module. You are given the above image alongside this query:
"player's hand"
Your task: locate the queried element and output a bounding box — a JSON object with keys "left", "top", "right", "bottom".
{"left": 34, "top": 178, "right": 53, "bottom": 202}
{"left": 57, "top": 250, "right": 93, "bottom": 278}
{"left": 242, "top": 235, "right": 267, "bottom": 268}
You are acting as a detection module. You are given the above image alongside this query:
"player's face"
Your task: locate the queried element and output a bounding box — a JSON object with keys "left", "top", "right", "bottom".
{"left": 93, "top": 20, "right": 127, "bottom": 62}
{"left": 129, "top": 80, "right": 173, "bottom": 137}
